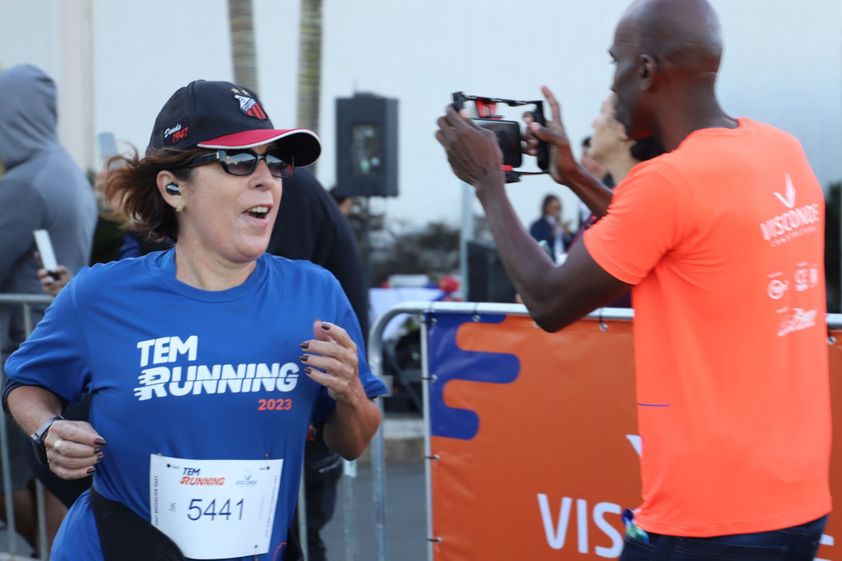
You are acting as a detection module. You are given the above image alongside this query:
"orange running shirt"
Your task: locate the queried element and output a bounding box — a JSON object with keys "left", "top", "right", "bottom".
{"left": 584, "top": 118, "right": 831, "bottom": 537}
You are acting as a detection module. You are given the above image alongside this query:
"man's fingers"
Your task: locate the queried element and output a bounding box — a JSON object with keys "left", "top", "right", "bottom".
{"left": 445, "top": 105, "right": 472, "bottom": 130}
{"left": 541, "top": 85, "right": 563, "bottom": 124}
{"left": 434, "top": 129, "right": 447, "bottom": 147}
{"left": 529, "top": 121, "right": 563, "bottom": 144}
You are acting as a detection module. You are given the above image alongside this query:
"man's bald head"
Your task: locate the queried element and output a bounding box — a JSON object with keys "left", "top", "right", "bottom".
{"left": 618, "top": 0, "right": 723, "bottom": 76}
{"left": 609, "top": 0, "right": 728, "bottom": 145}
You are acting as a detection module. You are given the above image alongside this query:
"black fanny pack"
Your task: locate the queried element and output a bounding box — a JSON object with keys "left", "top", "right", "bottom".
{"left": 89, "top": 487, "right": 304, "bottom": 561}
{"left": 90, "top": 487, "right": 185, "bottom": 561}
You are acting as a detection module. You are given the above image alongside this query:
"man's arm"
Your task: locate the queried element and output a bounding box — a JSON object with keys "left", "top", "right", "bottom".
{"left": 477, "top": 177, "right": 629, "bottom": 331}
{"left": 436, "top": 106, "right": 630, "bottom": 331}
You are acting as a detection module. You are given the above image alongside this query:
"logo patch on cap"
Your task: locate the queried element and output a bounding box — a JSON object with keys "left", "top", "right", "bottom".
{"left": 163, "top": 122, "right": 190, "bottom": 145}
{"left": 163, "top": 123, "right": 183, "bottom": 139}
{"left": 234, "top": 93, "right": 268, "bottom": 120}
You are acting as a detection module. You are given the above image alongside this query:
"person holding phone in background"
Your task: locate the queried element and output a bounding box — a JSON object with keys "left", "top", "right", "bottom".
{"left": 0, "top": 64, "right": 97, "bottom": 553}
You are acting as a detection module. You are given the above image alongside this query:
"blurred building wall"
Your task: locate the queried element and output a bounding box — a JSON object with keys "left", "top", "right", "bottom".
{"left": 1, "top": 0, "right": 840, "bottom": 227}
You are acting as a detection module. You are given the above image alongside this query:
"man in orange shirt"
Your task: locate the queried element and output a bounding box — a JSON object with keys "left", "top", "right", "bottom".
{"left": 435, "top": 0, "right": 831, "bottom": 559}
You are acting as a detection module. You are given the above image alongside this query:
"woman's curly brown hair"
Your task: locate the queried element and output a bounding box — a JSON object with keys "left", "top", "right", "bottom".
{"left": 101, "top": 147, "right": 208, "bottom": 241}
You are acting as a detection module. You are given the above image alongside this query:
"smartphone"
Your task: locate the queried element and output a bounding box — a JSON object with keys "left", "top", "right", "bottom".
{"left": 33, "top": 229, "right": 58, "bottom": 274}
{"left": 473, "top": 119, "right": 523, "bottom": 168}
{"left": 96, "top": 131, "right": 118, "bottom": 165}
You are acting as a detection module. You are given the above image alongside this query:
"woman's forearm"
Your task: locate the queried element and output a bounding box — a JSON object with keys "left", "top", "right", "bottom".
{"left": 322, "top": 397, "right": 381, "bottom": 460}
{"left": 7, "top": 385, "right": 63, "bottom": 434}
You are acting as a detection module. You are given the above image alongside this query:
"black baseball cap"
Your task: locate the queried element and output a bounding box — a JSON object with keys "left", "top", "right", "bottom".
{"left": 147, "top": 80, "right": 321, "bottom": 166}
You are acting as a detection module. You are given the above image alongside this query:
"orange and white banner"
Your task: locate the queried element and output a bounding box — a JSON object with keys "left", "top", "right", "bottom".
{"left": 426, "top": 313, "right": 840, "bottom": 560}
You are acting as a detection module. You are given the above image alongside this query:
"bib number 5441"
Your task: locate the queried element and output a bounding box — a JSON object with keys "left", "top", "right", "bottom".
{"left": 186, "top": 498, "right": 244, "bottom": 521}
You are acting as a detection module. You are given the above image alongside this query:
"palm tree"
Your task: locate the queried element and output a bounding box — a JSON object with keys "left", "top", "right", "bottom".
{"left": 227, "top": 0, "right": 259, "bottom": 94}
{"left": 296, "top": 0, "right": 323, "bottom": 174}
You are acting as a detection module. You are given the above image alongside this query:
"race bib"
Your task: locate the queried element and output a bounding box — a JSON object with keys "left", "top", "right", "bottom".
{"left": 149, "top": 455, "right": 283, "bottom": 559}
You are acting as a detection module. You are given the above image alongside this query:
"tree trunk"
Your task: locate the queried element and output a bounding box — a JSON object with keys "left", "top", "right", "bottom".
{"left": 297, "top": 0, "right": 323, "bottom": 174}
{"left": 227, "top": 0, "right": 259, "bottom": 94}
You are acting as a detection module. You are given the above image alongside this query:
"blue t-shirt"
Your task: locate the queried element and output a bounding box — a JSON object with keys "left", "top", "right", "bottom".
{"left": 5, "top": 250, "right": 386, "bottom": 561}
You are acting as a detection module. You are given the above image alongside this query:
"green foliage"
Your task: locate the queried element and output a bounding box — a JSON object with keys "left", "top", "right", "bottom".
{"left": 362, "top": 218, "right": 460, "bottom": 287}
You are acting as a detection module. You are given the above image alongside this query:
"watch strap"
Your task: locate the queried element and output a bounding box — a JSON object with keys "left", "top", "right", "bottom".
{"left": 30, "top": 415, "right": 64, "bottom": 466}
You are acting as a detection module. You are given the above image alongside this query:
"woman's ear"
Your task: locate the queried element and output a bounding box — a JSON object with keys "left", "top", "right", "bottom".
{"left": 156, "top": 171, "right": 184, "bottom": 212}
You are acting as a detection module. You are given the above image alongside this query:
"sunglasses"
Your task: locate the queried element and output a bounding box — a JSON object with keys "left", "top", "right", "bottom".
{"left": 185, "top": 149, "right": 295, "bottom": 179}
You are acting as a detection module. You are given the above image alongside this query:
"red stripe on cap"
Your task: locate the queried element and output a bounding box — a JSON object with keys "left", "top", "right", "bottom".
{"left": 197, "top": 129, "right": 322, "bottom": 166}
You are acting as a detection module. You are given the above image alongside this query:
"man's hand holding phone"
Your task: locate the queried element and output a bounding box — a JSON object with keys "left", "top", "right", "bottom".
{"left": 436, "top": 106, "right": 505, "bottom": 192}
{"left": 524, "top": 85, "right": 582, "bottom": 186}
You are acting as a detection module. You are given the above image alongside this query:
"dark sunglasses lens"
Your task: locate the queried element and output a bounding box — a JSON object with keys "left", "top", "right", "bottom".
{"left": 222, "top": 152, "right": 258, "bottom": 176}
{"left": 265, "top": 154, "right": 294, "bottom": 178}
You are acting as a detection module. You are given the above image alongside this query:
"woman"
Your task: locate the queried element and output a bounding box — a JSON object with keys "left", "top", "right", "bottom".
{"left": 587, "top": 93, "right": 664, "bottom": 185}
{"left": 528, "top": 194, "right": 573, "bottom": 262}
{"left": 573, "top": 94, "right": 665, "bottom": 237}
{"left": 3, "top": 79, "right": 386, "bottom": 561}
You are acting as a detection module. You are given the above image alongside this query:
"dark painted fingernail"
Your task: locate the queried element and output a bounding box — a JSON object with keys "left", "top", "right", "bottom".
{"left": 87, "top": 466, "right": 96, "bottom": 474}
{"left": 300, "top": 354, "right": 309, "bottom": 363}
{"left": 321, "top": 323, "right": 331, "bottom": 331}
{"left": 94, "top": 447, "right": 103, "bottom": 454}
{"left": 299, "top": 342, "right": 309, "bottom": 350}
{"left": 95, "top": 438, "right": 106, "bottom": 446}
{"left": 305, "top": 367, "right": 313, "bottom": 375}
{"left": 96, "top": 453, "right": 104, "bottom": 462}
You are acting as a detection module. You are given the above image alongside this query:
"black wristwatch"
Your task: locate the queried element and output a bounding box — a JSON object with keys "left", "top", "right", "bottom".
{"left": 30, "top": 415, "right": 64, "bottom": 466}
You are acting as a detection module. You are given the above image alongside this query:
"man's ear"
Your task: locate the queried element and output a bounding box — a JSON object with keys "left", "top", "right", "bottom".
{"left": 639, "top": 54, "right": 657, "bottom": 91}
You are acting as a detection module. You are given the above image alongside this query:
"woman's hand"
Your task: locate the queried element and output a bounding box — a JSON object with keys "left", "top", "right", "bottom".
{"left": 300, "top": 320, "right": 366, "bottom": 406}
{"left": 44, "top": 419, "right": 105, "bottom": 479}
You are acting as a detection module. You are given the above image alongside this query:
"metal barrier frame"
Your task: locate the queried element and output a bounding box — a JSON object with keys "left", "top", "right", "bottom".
{"left": 3, "top": 293, "right": 840, "bottom": 561}
{"left": 365, "top": 301, "right": 842, "bottom": 561}
{"left": 0, "top": 293, "right": 53, "bottom": 561}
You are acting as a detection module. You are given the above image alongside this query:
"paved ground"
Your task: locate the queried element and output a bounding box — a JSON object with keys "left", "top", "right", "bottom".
{"left": 321, "top": 461, "right": 427, "bottom": 561}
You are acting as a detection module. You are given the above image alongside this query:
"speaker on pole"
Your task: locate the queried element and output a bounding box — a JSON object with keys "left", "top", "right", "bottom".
{"left": 335, "top": 93, "right": 398, "bottom": 198}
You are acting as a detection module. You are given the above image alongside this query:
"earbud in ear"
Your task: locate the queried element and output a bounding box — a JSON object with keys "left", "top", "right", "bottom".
{"left": 165, "top": 183, "right": 181, "bottom": 196}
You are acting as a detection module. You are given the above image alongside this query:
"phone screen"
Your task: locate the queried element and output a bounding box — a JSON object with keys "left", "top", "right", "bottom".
{"left": 33, "top": 229, "right": 58, "bottom": 272}
{"left": 473, "top": 119, "right": 523, "bottom": 168}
